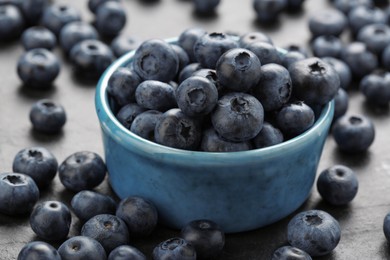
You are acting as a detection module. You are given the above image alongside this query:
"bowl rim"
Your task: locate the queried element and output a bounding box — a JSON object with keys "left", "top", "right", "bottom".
{"left": 95, "top": 38, "right": 334, "bottom": 163}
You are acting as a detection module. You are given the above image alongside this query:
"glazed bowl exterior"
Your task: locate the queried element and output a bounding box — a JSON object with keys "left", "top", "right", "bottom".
{"left": 95, "top": 40, "right": 334, "bottom": 233}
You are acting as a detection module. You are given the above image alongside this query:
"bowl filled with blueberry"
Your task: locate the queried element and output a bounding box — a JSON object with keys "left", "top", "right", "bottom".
{"left": 95, "top": 29, "right": 338, "bottom": 233}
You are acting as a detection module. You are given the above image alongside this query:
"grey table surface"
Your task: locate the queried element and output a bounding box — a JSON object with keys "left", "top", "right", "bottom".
{"left": 1, "top": 0, "right": 390, "bottom": 259}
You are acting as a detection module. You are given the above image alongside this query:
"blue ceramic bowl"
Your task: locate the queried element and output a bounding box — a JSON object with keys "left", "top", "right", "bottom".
{"left": 95, "top": 40, "right": 334, "bottom": 233}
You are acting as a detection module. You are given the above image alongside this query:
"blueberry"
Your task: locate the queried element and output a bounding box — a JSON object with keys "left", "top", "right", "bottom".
{"left": 107, "top": 67, "right": 142, "bottom": 107}
{"left": 216, "top": 48, "right": 261, "bottom": 92}
{"left": 253, "top": 122, "right": 284, "bottom": 149}
{"left": 59, "top": 21, "right": 99, "bottom": 54}
{"left": 271, "top": 245, "right": 312, "bottom": 260}
{"left": 193, "top": 0, "right": 220, "bottom": 15}
{"left": 286, "top": 0, "right": 306, "bottom": 12}
{"left": 332, "top": 114, "right": 375, "bottom": 153}
{"left": 178, "top": 27, "right": 207, "bottom": 62}
{"left": 284, "top": 44, "right": 309, "bottom": 57}
{"left": 252, "top": 63, "right": 292, "bottom": 111}
{"left": 333, "top": 88, "right": 349, "bottom": 121}
{"left": 317, "top": 165, "right": 359, "bottom": 206}
{"left": 281, "top": 51, "right": 307, "bottom": 70}
{"left": 200, "top": 127, "right": 253, "bottom": 152}
{"left": 20, "top": 0, "right": 49, "bottom": 25}
{"left": 193, "top": 32, "right": 239, "bottom": 69}
{"left": 12, "top": 146, "right": 58, "bottom": 188}
{"left": 58, "top": 236, "right": 107, "bottom": 260}
{"left": 333, "top": 0, "right": 373, "bottom": 14}
{"left": 348, "top": 5, "right": 386, "bottom": 35}
{"left": 178, "top": 62, "right": 202, "bottom": 84}
{"left": 176, "top": 76, "right": 218, "bottom": 117}
{"left": 191, "top": 68, "right": 224, "bottom": 95}
{"left": 321, "top": 57, "right": 351, "bottom": 89}
{"left": 69, "top": 39, "right": 114, "bottom": 79}
{"left": 81, "top": 214, "right": 130, "bottom": 254}
{"left": 180, "top": 219, "right": 225, "bottom": 259}
{"left": 308, "top": 9, "right": 347, "bottom": 38}
{"left": 130, "top": 110, "right": 162, "bottom": 141}
{"left": 116, "top": 103, "right": 147, "bottom": 129}
{"left": 289, "top": 57, "right": 340, "bottom": 106}
{"left": 29, "top": 99, "right": 66, "bottom": 134}
{"left": 276, "top": 101, "right": 315, "bottom": 138}
{"left": 59, "top": 151, "right": 107, "bottom": 192}
{"left": 95, "top": 1, "right": 126, "bottom": 38}
{"left": 245, "top": 41, "right": 281, "bottom": 65}
{"left": 152, "top": 237, "right": 196, "bottom": 260}
{"left": 252, "top": 0, "right": 287, "bottom": 23}
{"left": 154, "top": 108, "right": 202, "bottom": 150}
{"left": 287, "top": 209, "right": 341, "bottom": 256}
{"left": 0, "top": 172, "right": 39, "bottom": 215}
{"left": 88, "top": 0, "right": 120, "bottom": 14}
{"left": 359, "top": 69, "right": 390, "bottom": 106}
{"left": 383, "top": 212, "right": 390, "bottom": 243}
{"left": 133, "top": 39, "right": 179, "bottom": 82}
{"left": 30, "top": 200, "right": 72, "bottom": 241}
{"left": 17, "top": 241, "right": 61, "bottom": 260}
{"left": 171, "top": 44, "right": 190, "bottom": 73}
{"left": 311, "top": 35, "right": 343, "bottom": 58}
{"left": 41, "top": 4, "right": 81, "bottom": 36}
{"left": 135, "top": 80, "right": 177, "bottom": 111}
{"left": 108, "top": 245, "right": 146, "bottom": 260}
{"left": 21, "top": 26, "right": 56, "bottom": 51}
{"left": 211, "top": 92, "right": 264, "bottom": 142}
{"left": 17, "top": 48, "right": 61, "bottom": 88}
{"left": 238, "top": 31, "right": 273, "bottom": 48}
{"left": 116, "top": 196, "right": 158, "bottom": 237}
{"left": 111, "top": 35, "right": 141, "bottom": 58}
{"left": 71, "top": 190, "right": 117, "bottom": 222}
{"left": 357, "top": 23, "right": 390, "bottom": 56}
{"left": 0, "top": 4, "right": 24, "bottom": 40}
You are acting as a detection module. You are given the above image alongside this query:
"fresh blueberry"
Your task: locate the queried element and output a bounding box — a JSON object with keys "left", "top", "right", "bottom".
{"left": 81, "top": 214, "right": 130, "bottom": 254}
{"left": 12, "top": 146, "right": 58, "bottom": 188}
{"left": 30, "top": 200, "right": 72, "bottom": 241}
{"left": 321, "top": 57, "right": 351, "bottom": 89}
{"left": 29, "top": 99, "right": 66, "bottom": 134}
{"left": 0, "top": 172, "right": 39, "bottom": 215}
{"left": 178, "top": 62, "right": 202, "bottom": 84}
{"left": 216, "top": 48, "right": 261, "bottom": 92}
{"left": 171, "top": 44, "right": 190, "bottom": 73}
{"left": 245, "top": 41, "right": 281, "bottom": 65}
{"left": 317, "top": 165, "right": 359, "bottom": 206}
{"left": 286, "top": 0, "right": 306, "bottom": 12}
{"left": 152, "top": 237, "right": 196, "bottom": 260}
{"left": 311, "top": 35, "right": 343, "bottom": 58}
{"left": 116, "top": 196, "right": 158, "bottom": 237}
{"left": 59, "top": 21, "right": 99, "bottom": 54}
{"left": 41, "top": 4, "right": 81, "bottom": 36}
{"left": 111, "top": 35, "right": 141, "bottom": 58}
{"left": 193, "top": 0, "right": 220, "bottom": 15}
{"left": 116, "top": 103, "right": 147, "bottom": 129}
{"left": 154, "top": 108, "right": 202, "bottom": 150}
{"left": 21, "top": 26, "right": 56, "bottom": 51}
{"left": 17, "top": 241, "right": 61, "bottom": 260}
{"left": 17, "top": 48, "right": 61, "bottom": 88}
{"left": 133, "top": 39, "right": 179, "bottom": 82}
{"left": 289, "top": 57, "right": 340, "bottom": 106}
{"left": 211, "top": 92, "right": 264, "bottom": 142}
{"left": 108, "top": 245, "right": 146, "bottom": 260}
{"left": 359, "top": 70, "right": 390, "bottom": 106}
{"left": 88, "top": 0, "right": 120, "bottom": 14}
{"left": 130, "top": 110, "right": 162, "bottom": 141}
{"left": 20, "top": 0, "right": 49, "bottom": 25}
{"left": 287, "top": 209, "right": 341, "bottom": 257}
{"left": 332, "top": 114, "right": 375, "bottom": 153}
{"left": 178, "top": 27, "right": 207, "bottom": 62}
{"left": 308, "top": 9, "right": 347, "bottom": 38}
{"left": 253, "top": 122, "right": 284, "bottom": 149}
{"left": 200, "top": 127, "right": 253, "bottom": 152}
{"left": 180, "top": 219, "right": 225, "bottom": 259}
{"left": 276, "top": 101, "right": 315, "bottom": 138}
{"left": 348, "top": 5, "right": 386, "bottom": 35}
{"left": 69, "top": 39, "right": 114, "bottom": 79}
{"left": 271, "top": 245, "right": 312, "bottom": 260}
{"left": 193, "top": 32, "right": 239, "bottom": 69}
{"left": 281, "top": 51, "right": 306, "bottom": 70}
{"left": 176, "top": 76, "right": 218, "bottom": 117}
{"left": 252, "top": 63, "right": 292, "bottom": 111}
{"left": 135, "top": 80, "right": 177, "bottom": 111}
{"left": 71, "top": 190, "right": 117, "bottom": 222}
{"left": 58, "top": 236, "right": 107, "bottom": 260}
{"left": 107, "top": 67, "right": 142, "bottom": 107}
{"left": 252, "top": 0, "right": 287, "bottom": 23}
{"left": 59, "top": 151, "right": 107, "bottom": 192}
{"left": 191, "top": 68, "right": 224, "bottom": 95}
{"left": 0, "top": 4, "right": 24, "bottom": 40}
{"left": 333, "top": 88, "right": 349, "bottom": 121}
{"left": 333, "top": 0, "right": 373, "bottom": 14}
{"left": 238, "top": 31, "right": 273, "bottom": 48}
{"left": 357, "top": 23, "right": 390, "bottom": 56}
{"left": 383, "top": 212, "right": 390, "bottom": 243}
{"left": 95, "top": 1, "right": 126, "bottom": 38}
